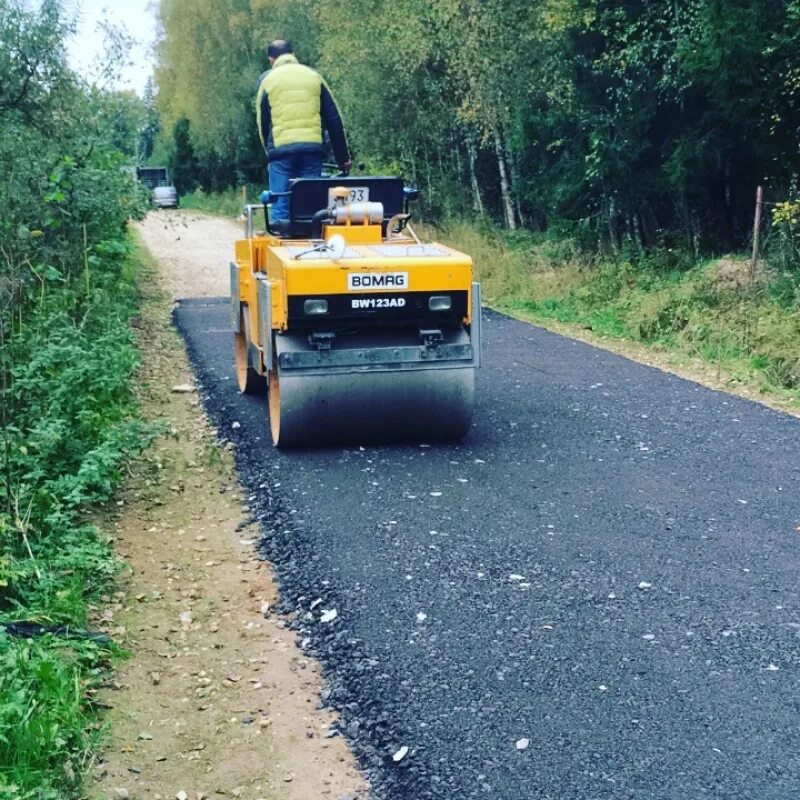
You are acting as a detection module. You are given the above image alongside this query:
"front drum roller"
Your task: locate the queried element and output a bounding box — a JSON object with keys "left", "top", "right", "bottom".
{"left": 267, "top": 332, "right": 475, "bottom": 447}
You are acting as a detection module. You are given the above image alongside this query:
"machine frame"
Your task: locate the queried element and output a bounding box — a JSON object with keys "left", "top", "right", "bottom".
{"left": 230, "top": 175, "right": 481, "bottom": 446}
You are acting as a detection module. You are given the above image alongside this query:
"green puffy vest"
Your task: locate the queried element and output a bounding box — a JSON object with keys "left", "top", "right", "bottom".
{"left": 257, "top": 54, "right": 323, "bottom": 149}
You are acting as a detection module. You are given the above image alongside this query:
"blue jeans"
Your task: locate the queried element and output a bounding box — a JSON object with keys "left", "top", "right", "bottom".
{"left": 268, "top": 152, "right": 323, "bottom": 222}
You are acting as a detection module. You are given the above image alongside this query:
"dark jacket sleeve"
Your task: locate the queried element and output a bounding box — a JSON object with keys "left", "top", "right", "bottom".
{"left": 258, "top": 90, "right": 272, "bottom": 154}
{"left": 320, "top": 82, "right": 350, "bottom": 166}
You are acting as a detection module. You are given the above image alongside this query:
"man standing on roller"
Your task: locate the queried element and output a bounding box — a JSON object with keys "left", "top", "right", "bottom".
{"left": 256, "top": 40, "right": 351, "bottom": 222}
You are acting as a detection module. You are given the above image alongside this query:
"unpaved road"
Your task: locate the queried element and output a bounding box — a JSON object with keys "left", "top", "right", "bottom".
{"left": 96, "top": 211, "right": 366, "bottom": 800}
{"left": 136, "top": 210, "right": 237, "bottom": 299}
{"left": 157, "top": 211, "right": 799, "bottom": 799}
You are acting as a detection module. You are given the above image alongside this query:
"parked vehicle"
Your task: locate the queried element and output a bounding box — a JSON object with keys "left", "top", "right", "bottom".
{"left": 137, "top": 166, "right": 169, "bottom": 190}
{"left": 153, "top": 185, "right": 179, "bottom": 209}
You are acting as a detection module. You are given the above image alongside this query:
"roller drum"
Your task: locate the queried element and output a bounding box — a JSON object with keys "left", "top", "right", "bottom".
{"left": 269, "top": 332, "right": 475, "bottom": 447}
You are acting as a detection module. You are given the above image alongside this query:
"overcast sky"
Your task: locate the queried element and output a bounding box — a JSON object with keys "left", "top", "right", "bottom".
{"left": 63, "top": 0, "right": 157, "bottom": 95}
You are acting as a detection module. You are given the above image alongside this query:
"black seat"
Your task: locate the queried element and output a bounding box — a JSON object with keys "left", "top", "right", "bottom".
{"left": 278, "top": 176, "right": 405, "bottom": 238}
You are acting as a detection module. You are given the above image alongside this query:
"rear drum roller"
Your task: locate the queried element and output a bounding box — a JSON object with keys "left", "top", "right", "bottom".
{"left": 235, "top": 312, "right": 265, "bottom": 395}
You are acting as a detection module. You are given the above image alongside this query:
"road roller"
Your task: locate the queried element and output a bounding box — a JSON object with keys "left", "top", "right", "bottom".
{"left": 230, "top": 175, "right": 481, "bottom": 447}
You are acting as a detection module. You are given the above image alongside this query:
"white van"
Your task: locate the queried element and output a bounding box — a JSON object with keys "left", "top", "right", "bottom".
{"left": 153, "top": 186, "right": 179, "bottom": 209}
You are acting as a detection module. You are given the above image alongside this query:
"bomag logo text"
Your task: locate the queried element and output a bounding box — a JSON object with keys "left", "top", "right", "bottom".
{"left": 348, "top": 272, "right": 409, "bottom": 291}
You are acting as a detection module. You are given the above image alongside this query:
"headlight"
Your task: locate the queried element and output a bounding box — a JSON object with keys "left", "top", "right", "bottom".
{"left": 428, "top": 295, "right": 452, "bottom": 311}
{"left": 304, "top": 298, "right": 329, "bottom": 315}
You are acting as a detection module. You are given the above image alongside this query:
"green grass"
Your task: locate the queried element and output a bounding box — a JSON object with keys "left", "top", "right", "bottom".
{"left": 0, "top": 235, "right": 154, "bottom": 798}
{"left": 428, "top": 218, "right": 800, "bottom": 401}
{"left": 0, "top": 635, "right": 111, "bottom": 799}
{"left": 181, "top": 185, "right": 261, "bottom": 218}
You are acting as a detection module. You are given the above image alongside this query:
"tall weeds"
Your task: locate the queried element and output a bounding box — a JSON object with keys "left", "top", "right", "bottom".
{"left": 430, "top": 218, "right": 800, "bottom": 398}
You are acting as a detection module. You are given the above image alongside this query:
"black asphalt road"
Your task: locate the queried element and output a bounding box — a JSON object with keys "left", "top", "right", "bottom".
{"left": 175, "top": 299, "right": 800, "bottom": 800}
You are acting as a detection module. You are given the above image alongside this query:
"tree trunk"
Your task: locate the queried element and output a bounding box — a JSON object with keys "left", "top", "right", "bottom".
{"left": 723, "top": 157, "right": 734, "bottom": 250}
{"left": 607, "top": 194, "right": 619, "bottom": 252}
{"left": 423, "top": 145, "right": 433, "bottom": 212}
{"left": 467, "top": 138, "right": 484, "bottom": 216}
{"left": 493, "top": 127, "right": 516, "bottom": 230}
{"left": 624, "top": 214, "right": 633, "bottom": 243}
{"left": 515, "top": 194, "right": 526, "bottom": 229}
{"left": 632, "top": 212, "right": 643, "bottom": 249}
{"left": 641, "top": 204, "right": 659, "bottom": 247}
{"left": 505, "top": 140, "right": 526, "bottom": 228}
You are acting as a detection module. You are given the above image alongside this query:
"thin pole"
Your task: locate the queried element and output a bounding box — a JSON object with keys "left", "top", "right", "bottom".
{"left": 750, "top": 185, "right": 763, "bottom": 280}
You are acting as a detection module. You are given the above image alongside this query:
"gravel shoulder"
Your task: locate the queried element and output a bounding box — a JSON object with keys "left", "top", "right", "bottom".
{"left": 95, "top": 216, "right": 367, "bottom": 800}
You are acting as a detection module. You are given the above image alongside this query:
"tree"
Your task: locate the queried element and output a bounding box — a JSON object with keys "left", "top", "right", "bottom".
{"left": 152, "top": 0, "right": 800, "bottom": 252}
{"left": 170, "top": 117, "right": 197, "bottom": 193}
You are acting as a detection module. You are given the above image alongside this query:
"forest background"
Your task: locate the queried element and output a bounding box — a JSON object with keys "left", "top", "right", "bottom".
{"left": 154, "top": 0, "right": 800, "bottom": 394}
{"left": 154, "top": 0, "right": 800, "bottom": 249}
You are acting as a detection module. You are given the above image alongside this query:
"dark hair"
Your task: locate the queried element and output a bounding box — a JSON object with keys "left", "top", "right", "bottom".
{"left": 267, "top": 40, "right": 293, "bottom": 59}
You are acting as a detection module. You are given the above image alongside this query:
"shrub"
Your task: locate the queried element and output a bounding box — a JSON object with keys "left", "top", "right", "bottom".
{"left": 0, "top": 3, "right": 152, "bottom": 795}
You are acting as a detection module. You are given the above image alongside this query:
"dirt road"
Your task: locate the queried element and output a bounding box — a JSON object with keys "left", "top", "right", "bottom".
{"left": 134, "top": 210, "right": 236, "bottom": 299}
{"left": 95, "top": 211, "right": 366, "bottom": 800}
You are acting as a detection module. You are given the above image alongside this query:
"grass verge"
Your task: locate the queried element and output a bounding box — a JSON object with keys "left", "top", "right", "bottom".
{"left": 180, "top": 185, "right": 260, "bottom": 217}
{"left": 0, "top": 234, "right": 155, "bottom": 799}
{"left": 429, "top": 219, "right": 800, "bottom": 406}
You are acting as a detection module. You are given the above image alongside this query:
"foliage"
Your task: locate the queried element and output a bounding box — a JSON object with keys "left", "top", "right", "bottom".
{"left": 139, "top": 79, "right": 161, "bottom": 164}
{"left": 170, "top": 117, "right": 199, "bottom": 193}
{"left": 769, "top": 197, "right": 800, "bottom": 271}
{"left": 153, "top": 0, "right": 800, "bottom": 260}
{"left": 0, "top": 241, "right": 149, "bottom": 797}
{"left": 0, "top": 1, "right": 152, "bottom": 795}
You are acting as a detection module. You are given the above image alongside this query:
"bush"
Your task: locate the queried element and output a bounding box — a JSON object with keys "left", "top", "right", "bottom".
{"left": 0, "top": 2, "right": 153, "bottom": 795}
{"left": 769, "top": 199, "right": 800, "bottom": 263}
{"left": 0, "top": 238, "right": 153, "bottom": 797}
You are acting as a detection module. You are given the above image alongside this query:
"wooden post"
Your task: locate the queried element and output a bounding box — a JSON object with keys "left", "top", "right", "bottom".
{"left": 750, "top": 185, "right": 763, "bottom": 280}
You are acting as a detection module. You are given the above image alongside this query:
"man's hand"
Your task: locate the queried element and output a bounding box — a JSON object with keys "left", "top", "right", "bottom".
{"left": 339, "top": 159, "right": 352, "bottom": 175}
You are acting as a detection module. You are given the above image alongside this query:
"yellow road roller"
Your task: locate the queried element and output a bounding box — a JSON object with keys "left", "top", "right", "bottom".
{"left": 230, "top": 175, "right": 481, "bottom": 447}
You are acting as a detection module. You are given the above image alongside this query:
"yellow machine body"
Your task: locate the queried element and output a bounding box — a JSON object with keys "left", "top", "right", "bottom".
{"left": 235, "top": 236, "right": 474, "bottom": 337}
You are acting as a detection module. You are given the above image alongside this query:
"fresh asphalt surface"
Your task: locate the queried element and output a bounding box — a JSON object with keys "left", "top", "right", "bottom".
{"left": 175, "top": 299, "right": 800, "bottom": 800}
